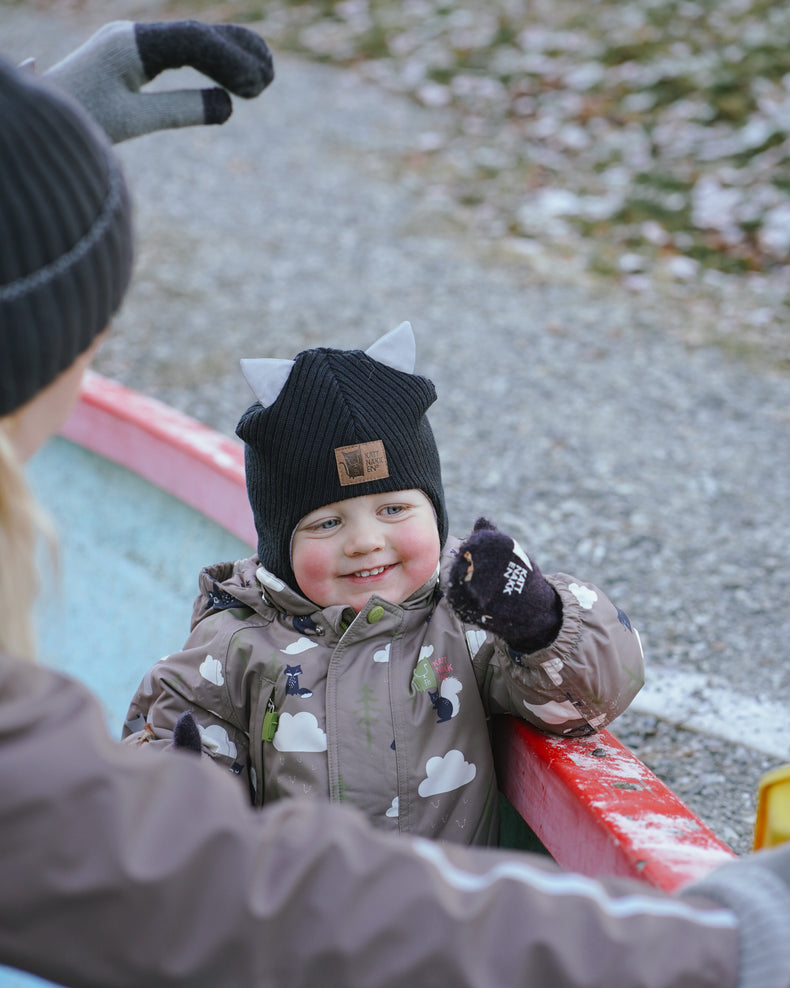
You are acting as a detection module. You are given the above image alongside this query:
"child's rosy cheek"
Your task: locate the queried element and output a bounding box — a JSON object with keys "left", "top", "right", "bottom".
{"left": 293, "top": 543, "right": 329, "bottom": 584}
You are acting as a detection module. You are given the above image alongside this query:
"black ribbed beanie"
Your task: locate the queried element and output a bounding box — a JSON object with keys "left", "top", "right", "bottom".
{"left": 236, "top": 342, "right": 448, "bottom": 592}
{"left": 0, "top": 59, "right": 134, "bottom": 418}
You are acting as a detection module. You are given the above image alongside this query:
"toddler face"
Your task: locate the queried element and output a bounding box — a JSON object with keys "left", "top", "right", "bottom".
{"left": 291, "top": 489, "right": 441, "bottom": 612}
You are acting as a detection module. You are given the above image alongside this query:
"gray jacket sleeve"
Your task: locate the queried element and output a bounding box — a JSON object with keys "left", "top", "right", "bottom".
{"left": 0, "top": 648, "right": 762, "bottom": 988}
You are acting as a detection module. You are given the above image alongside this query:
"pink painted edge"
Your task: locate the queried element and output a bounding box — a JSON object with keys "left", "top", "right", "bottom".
{"left": 59, "top": 371, "right": 256, "bottom": 547}
{"left": 493, "top": 716, "right": 736, "bottom": 892}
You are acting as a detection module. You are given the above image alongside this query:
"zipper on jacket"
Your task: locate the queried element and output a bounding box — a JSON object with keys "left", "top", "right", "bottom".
{"left": 261, "top": 695, "right": 278, "bottom": 743}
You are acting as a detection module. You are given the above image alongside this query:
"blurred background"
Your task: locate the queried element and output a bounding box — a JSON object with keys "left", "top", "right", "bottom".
{"left": 139, "top": 0, "right": 790, "bottom": 365}
{"left": 2, "top": 0, "right": 790, "bottom": 856}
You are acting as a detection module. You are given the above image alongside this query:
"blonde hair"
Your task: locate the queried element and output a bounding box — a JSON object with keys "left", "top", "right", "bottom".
{"left": 0, "top": 424, "right": 55, "bottom": 661}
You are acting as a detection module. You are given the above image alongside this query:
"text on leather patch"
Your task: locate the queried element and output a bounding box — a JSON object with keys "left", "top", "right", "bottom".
{"left": 335, "top": 440, "right": 389, "bottom": 486}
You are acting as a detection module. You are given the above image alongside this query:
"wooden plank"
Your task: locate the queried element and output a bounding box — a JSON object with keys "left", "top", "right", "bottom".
{"left": 493, "top": 716, "right": 736, "bottom": 892}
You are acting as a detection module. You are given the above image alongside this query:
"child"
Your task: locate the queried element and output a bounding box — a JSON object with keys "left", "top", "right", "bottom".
{"left": 123, "top": 322, "right": 645, "bottom": 846}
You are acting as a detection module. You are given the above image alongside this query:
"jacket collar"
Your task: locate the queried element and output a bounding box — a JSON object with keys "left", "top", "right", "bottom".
{"left": 196, "top": 541, "right": 459, "bottom": 633}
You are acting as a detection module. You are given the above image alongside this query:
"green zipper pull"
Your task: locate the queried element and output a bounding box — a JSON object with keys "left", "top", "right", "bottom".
{"left": 261, "top": 695, "right": 279, "bottom": 743}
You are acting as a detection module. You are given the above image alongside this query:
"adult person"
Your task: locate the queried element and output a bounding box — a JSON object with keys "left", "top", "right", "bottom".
{"left": 0, "top": 27, "right": 789, "bottom": 988}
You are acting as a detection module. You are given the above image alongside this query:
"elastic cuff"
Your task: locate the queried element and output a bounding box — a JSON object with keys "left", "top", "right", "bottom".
{"left": 684, "top": 859, "right": 790, "bottom": 988}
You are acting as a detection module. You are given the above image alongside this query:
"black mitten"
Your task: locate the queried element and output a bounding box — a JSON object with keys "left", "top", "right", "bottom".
{"left": 447, "top": 518, "right": 562, "bottom": 653}
{"left": 171, "top": 711, "right": 203, "bottom": 755}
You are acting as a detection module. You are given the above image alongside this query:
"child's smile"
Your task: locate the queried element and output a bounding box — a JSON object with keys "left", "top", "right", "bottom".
{"left": 292, "top": 490, "right": 441, "bottom": 612}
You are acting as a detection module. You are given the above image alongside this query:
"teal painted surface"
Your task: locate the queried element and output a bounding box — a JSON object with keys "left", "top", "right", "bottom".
{"left": 29, "top": 437, "right": 253, "bottom": 735}
{"left": 2, "top": 437, "right": 252, "bottom": 988}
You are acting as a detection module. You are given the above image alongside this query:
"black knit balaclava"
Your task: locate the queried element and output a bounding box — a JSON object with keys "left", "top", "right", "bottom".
{"left": 0, "top": 59, "right": 134, "bottom": 418}
{"left": 236, "top": 324, "right": 448, "bottom": 593}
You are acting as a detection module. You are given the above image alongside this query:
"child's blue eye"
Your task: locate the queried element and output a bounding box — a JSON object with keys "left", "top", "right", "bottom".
{"left": 304, "top": 517, "right": 339, "bottom": 532}
{"left": 382, "top": 505, "right": 405, "bottom": 516}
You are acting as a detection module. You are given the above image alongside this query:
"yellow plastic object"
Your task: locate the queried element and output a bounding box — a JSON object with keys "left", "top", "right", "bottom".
{"left": 753, "top": 765, "right": 790, "bottom": 849}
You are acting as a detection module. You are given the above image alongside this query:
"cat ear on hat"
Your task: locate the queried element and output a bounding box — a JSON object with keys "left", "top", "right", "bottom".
{"left": 364, "top": 320, "right": 416, "bottom": 373}
{"left": 239, "top": 320, "right": 417, "bottom": 407}
{"left": 239, "top": 357, "right": 294, "bottom": 407}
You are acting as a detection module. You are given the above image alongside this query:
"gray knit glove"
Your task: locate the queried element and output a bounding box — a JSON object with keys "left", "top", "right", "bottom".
{"left": 44, "top": 20, "right": 274, "bottom": 143}
{"left": 684, "top": 844, "right": 790, "bottom": 988}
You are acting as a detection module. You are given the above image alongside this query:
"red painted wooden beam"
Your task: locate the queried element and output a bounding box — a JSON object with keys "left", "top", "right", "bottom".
{"left": 493, "top": 716, "right": 735, "bottom": 892}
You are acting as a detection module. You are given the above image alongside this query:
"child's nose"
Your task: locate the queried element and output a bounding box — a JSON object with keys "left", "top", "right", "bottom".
{"left": 345, "top": 519, "right": 385, "bottom": 554}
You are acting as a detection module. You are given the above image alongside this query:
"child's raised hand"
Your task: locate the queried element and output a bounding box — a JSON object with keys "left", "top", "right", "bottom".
{"left": 44, "top": 20, "right": 274, "bottom": 143}
{"left": 447, "top": 518, "right": 563, "bottom": 654}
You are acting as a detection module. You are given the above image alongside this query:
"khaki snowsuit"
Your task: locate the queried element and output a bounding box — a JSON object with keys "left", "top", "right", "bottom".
{"left": 124, "top": 540, "right": 645, "bottom": 846}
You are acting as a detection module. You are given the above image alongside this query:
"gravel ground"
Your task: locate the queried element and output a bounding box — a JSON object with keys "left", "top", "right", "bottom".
{"left": 4, "top": 0, "right": 790, "bottom": 855}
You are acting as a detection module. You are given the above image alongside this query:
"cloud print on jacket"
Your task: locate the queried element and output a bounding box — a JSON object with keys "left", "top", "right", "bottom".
{"left": 418, "top": 749, "right": 476, "bottom": 797}
{"left": 273, "top": 711, "right": 327, "bottom": 752}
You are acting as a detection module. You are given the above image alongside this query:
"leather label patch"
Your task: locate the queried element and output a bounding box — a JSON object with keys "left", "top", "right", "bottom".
{"left": 335, "top": 440, "right": 389, "bottom": 486}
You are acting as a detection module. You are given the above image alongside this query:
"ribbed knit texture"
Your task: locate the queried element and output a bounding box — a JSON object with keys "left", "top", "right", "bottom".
{"left": 0, "top": 59, "right": 133, "bottom": 417}
{"left": 236, "top": 345, "right": 448, "bottom": 593}
{"left": 685, "top": 850, "right": 790, "bottom": 988}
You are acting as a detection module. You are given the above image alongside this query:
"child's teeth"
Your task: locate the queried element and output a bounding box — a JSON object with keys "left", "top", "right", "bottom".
{"left": 357, "top": 566, "right": 385, "bottom": 577}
